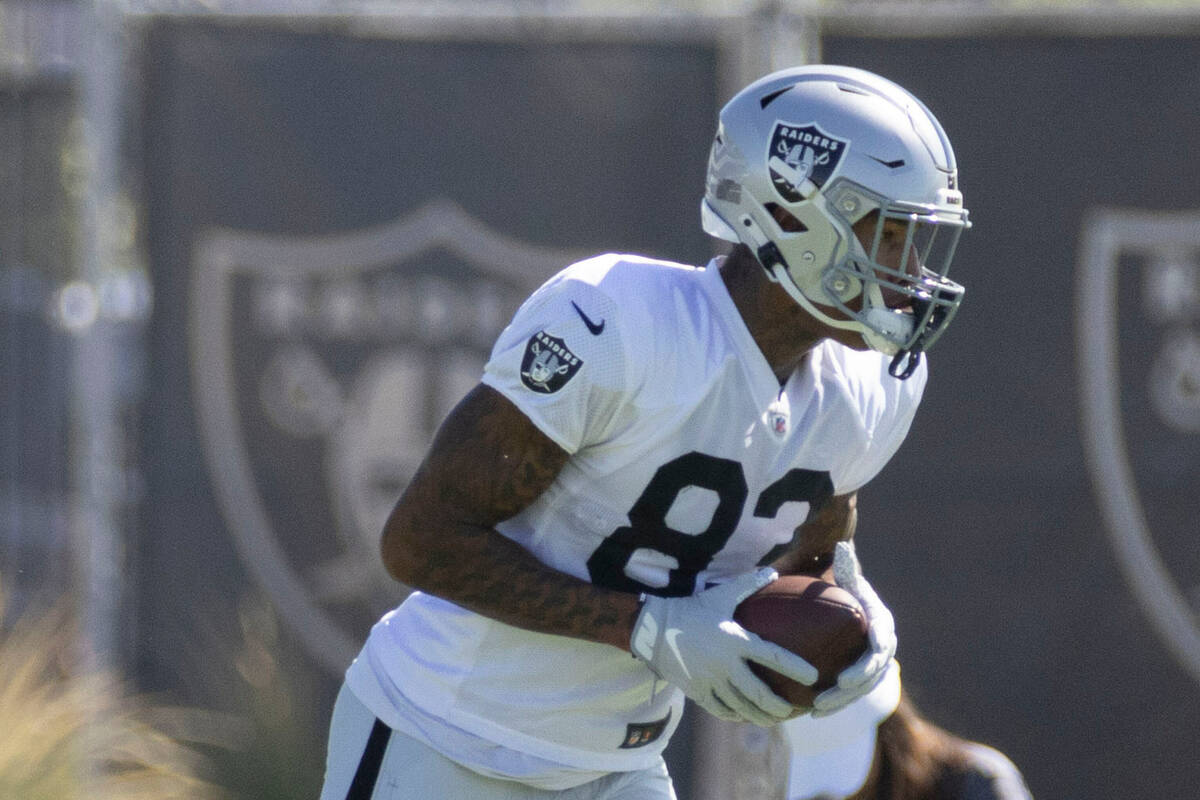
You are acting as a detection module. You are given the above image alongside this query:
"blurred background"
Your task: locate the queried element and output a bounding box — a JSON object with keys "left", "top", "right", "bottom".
{"left": 3, "top": 0, "right": 1199, "bottom": 797}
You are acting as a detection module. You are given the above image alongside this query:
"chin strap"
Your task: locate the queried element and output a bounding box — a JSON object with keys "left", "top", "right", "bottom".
{"left": 888, "top": 349, "right": 921, "bottom": 380}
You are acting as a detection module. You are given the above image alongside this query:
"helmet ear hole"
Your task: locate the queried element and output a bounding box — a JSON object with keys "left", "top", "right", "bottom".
{"left": 763, "top": 203, "right": 807, "bottom": 234}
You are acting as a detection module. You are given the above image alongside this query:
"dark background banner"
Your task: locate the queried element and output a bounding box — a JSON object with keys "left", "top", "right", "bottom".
{"left": 136, "top": 18, "right": 719, "bottom": 798}
{"left": 821, "top": 35, "right": 1200, "bottom": 799}
{"left": 134, "top": 19, "right": 1200, "bottom": 800}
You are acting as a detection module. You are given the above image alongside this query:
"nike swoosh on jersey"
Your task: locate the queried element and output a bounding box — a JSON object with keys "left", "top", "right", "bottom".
{"left": 570, "top": 300, "right": 605, "bottom": 335}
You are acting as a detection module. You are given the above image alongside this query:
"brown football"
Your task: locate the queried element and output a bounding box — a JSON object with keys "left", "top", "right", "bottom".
{"left": 733, "top": 574, "right": 869, "bottom": 708}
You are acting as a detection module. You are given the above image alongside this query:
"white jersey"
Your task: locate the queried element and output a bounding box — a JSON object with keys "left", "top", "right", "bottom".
{"left": 346, "top": 254, "right": 926, "bottom": 786}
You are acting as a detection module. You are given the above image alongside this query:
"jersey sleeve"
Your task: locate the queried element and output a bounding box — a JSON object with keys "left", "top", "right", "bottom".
{"left": 481, "top": 269, "right": 634, "bottom": 454}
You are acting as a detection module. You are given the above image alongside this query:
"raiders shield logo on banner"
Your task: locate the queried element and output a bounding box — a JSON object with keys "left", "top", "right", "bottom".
{"left": 1076, "top": 207, "right": 1200, "bottom": 688}
{"left": 767, "top": 122, "right": 849, "bottom": 203}
{"left": 189, "top": 199, "right": 585, "bottom": 673}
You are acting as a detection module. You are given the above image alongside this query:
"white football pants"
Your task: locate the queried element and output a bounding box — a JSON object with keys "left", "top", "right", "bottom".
{"left": 319, "top": 684, "right": 677, "bottom": 800}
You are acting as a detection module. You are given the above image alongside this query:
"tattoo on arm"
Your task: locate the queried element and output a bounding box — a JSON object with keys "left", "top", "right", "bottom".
{"left": 382, "top": 384, "right": 640, "bottom": 651}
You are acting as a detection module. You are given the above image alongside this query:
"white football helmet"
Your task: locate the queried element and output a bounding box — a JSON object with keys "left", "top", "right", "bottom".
{"left": 701, "top": 64, "right": 970, "bottom": 378}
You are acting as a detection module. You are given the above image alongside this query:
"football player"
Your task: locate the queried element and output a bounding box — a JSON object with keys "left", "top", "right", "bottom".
{"left": 319, "top": 64, "right": 971, "bottom": 800}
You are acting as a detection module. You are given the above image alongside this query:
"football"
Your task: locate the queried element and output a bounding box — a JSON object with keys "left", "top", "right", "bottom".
{"left": 733, "top": 574, "right": 869, "bottom": 708}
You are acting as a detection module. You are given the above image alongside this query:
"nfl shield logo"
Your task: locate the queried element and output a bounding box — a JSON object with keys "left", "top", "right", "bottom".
{"left": 189, "top": 199, "right": 586, "bottom": 673}
{"left": 767, "top": 122, "right": 849, "bottom": 203}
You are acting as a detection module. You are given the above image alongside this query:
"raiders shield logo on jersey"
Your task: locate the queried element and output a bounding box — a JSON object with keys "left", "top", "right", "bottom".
{"left": 520, "top": 330, "right": 582, "bottom": 393}
{"left": 189, "top": 198, "right": 584, "bottom": 673}
{"left": 1076, "top": 207, "right": 1200, "bottom": 689}
{"left": 768, "top": 122, "right": 849, "bottom": 203}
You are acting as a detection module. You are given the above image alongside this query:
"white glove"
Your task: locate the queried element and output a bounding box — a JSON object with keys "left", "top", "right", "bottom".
{"left": 812, "top": 540, "right": 897, "bottom": 717}
{"left": 631, "top": 568, "right": 819, "bottom": 727}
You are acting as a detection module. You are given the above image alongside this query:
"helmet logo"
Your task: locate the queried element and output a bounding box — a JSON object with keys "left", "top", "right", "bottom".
{"left": 768, "top": 122, "right": 849, "bottom": 203}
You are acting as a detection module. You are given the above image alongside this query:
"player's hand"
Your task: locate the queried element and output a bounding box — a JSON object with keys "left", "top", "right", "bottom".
{"left": 812, "top": 540, "right": 897, "bottom": 717}
{"left": 630, "top": 568, "right": 819, "bottom": 727}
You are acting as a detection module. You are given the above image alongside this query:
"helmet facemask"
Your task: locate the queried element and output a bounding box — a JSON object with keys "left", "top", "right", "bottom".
{"left": 710, "top": 178, "right": 968, "bottom": 379}
{"left": 819, "top": 183, "right": 968, "bottom": 377}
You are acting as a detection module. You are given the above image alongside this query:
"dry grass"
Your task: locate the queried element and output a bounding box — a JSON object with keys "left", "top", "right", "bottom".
{"left": 0, "top": 582, "right": 221, "bottom": 800}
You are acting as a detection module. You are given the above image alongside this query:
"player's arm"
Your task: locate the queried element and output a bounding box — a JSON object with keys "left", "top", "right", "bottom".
{"left": 380, "top": 382, "right": 641, "bottom": 652}
{"left": 770, "top": 492, "right": 858, "bottom": 579}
